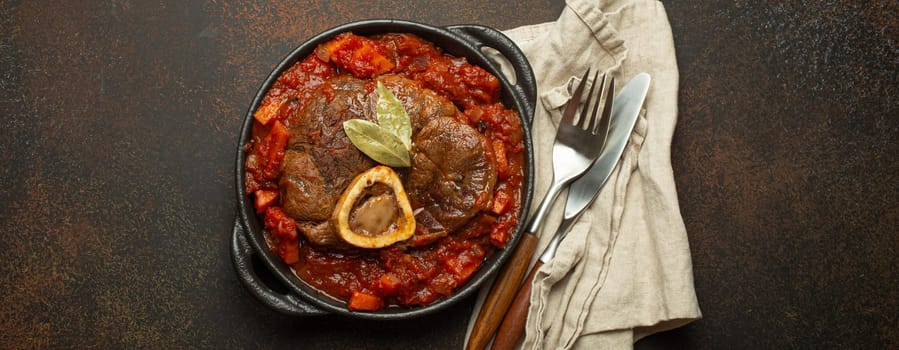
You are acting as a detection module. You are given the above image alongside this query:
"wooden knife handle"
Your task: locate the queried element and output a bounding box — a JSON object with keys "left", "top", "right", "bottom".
{"left": 466, "top": 233, "right": 539, "bottom": 350}
{"left": 490, "top": 260, "right": 543, "bottom": 350}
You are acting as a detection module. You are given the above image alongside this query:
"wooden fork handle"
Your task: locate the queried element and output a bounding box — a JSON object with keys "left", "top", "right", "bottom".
{"left": 490, "top": 260, "right": 543, "bottom": 350}
{"left": 466, "top": 233, "right": 539, "bottom": 350}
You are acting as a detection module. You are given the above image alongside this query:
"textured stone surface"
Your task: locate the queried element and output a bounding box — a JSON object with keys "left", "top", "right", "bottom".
{"left": 641, "top": 1, "right": 898, "bottom": 349}
{"left": 0, "top": 0, "right": 895, "bottom": 349}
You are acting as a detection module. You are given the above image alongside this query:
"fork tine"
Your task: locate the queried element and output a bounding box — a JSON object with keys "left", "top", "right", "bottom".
{"left": 591, "top": 76, "right": 615, "bottom": 147}
{"left": 586, "top": 73, "right": 607, "bottom": 132}
{"left": 599, "top": 76, "right": 615, "bottom": 135}
{"left": 560, "top": 69, "right": 592, "bottom": 126}
{"left": 577, "top": 71, "right": 601, "bottom": 129}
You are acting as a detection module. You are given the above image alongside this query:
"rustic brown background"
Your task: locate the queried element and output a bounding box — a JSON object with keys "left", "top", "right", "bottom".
{"left": 1, "top": 1, "right": 896, "bottom": 349}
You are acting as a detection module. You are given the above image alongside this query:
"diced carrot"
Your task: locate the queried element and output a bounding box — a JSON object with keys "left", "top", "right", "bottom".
{"left": 270, "top": 122, "right": 289, "bottom": 144}
{"left": 253, "top": 98, "right": 282, "bottom": 125}
{"left": 377, "top": 273, "right": 402, "bottom": 295}
{"left": 489, "top": 220, "right": 511, "bottom": 248}
{"left": 254, "top": 189, "right": 279, "bottom": 213}
{"left": 351, "top": 44, "right": 394, "bottom": 75}
{"left": 491, "top": 187, "right": 511, "bottom": 215}
{"left": 493, "top": 139, "right": 509, "bottom": 180}
{"left": 464, "top": 105, "right": 484, "bottom": 125}
{"left": 321, "top": 33, "right": 394, "bottom": 78}
{"left": 443, "top": 248, "right": 484, "bottom": 282}
{"left": 279, "top": 242, "right": 299, "bottom": 265}
{"left": 347, "top": 291, "right": 384, "bottom": 311}
{"left": 268, "top": 121, "right": 290, "bottom": 153}
{"left": 261, "top": 121, "right": 290, "bottom": 180}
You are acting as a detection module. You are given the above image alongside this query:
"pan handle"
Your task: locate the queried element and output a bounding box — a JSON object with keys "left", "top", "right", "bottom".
{"left": 446, "top": 25, "right": 537, "bottom": 123}
{"left": 230, "top": 218, "right": 326, "bottom": 316}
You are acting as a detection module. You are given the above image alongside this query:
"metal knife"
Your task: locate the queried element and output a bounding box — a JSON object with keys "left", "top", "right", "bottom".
{"left": 489, "top": 73, "right": 652, "bottom": 350}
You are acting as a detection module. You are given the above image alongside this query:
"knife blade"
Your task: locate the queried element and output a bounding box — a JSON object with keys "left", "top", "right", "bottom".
{"left": 489, "top": 73, "right": 651, "bottom": 350}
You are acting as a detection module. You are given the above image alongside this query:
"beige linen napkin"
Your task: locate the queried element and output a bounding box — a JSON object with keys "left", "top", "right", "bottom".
{"left": 467, "top": 0, "right": 702, "bottom": 348}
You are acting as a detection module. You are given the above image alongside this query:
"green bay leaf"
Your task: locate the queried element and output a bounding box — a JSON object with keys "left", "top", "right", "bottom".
{"left": 343, "top": 119, "right": 411, "bottom": 167}
{"left": 375, "top": 81, "right": 412, "bottom": 150}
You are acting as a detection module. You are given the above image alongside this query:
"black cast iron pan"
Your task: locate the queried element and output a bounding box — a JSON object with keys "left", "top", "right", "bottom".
{"left": 232, "top": 19, "right": 537, "bottom": 319}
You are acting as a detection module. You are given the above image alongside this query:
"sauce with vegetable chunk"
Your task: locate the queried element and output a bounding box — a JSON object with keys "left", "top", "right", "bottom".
{"left": 244, "top": 32, "right": 525, "bottom": 311}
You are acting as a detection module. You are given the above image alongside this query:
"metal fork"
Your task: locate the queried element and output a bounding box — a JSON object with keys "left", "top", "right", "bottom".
{"left": 526, "top": 69, "right": 614, "bottom": 236}
{"left": 466, "top": 69, "right": 614, "bottom": 350}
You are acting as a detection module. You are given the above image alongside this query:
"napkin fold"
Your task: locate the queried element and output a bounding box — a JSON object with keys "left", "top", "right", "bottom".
{"left": 467, "top": 0, "right": 702, "bottom": 348}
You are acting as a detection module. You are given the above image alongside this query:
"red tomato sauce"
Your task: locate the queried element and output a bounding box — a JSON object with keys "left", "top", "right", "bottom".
{"left": 244, "top": 32, "right": 525, "bottom": 310}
